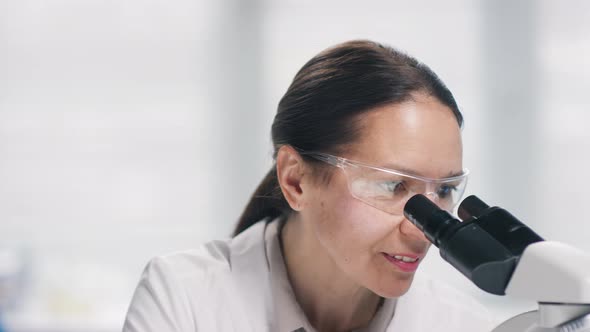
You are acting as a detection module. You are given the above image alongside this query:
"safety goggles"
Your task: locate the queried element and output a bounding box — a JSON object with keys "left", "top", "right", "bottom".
{"left": 299, "top": 150, "right": 469, "bottom": 216}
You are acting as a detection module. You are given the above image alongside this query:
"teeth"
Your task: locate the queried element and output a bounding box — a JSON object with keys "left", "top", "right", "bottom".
{"left": 393, "top": 255, "right": 418, "bottom": 263}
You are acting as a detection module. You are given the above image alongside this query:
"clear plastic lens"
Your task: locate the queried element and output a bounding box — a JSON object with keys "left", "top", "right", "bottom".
{"left": 346, "top": 166, "right": 467, "bottom": 215}
{"left": 299, "top": 150, "right": 468, "bottom": 216}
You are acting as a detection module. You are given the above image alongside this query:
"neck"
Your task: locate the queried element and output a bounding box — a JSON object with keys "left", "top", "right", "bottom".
{"left": 280, "top": 214, "right": 383, "bottom": 332}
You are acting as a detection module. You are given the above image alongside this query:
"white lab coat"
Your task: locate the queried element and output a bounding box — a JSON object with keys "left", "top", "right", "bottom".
{"left": 123, "top": 218, "right": 497, "bottom": 332}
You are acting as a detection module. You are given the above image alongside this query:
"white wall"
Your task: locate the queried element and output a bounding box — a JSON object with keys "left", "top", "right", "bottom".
{"left": 1, "top": 0, "right": 589, "bottom": 330}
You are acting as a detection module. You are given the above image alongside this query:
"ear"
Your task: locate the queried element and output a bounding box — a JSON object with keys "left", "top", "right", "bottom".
{"left": 276, "top": 145, "right": 308, "bottom": 212}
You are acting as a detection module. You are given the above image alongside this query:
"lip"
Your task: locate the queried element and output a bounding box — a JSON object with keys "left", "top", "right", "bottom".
{"left": 382, "top": 252, "right": 423, "bottom": 273}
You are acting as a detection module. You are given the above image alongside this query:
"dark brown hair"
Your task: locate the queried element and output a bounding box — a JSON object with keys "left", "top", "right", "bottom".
{"left": 233, "top": 40, "right": 463, "bottom": 236}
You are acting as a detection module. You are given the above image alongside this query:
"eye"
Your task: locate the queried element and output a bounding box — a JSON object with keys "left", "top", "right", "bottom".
{"left": 437, "top": 185, "right": 457, "bottom": 198}
{"left": 379, "top": 181, "right": 407, "bottom": 195}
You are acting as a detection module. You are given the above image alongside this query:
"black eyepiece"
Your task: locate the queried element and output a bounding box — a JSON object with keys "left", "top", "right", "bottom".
{"left": 457, "top": 195, "right": 490, "bottom": 221}
{"left": 403, "top": 194, "right": 441, "bottom": 231}
{"left": 403, "top": 194, "right": 459, "bottom": 246}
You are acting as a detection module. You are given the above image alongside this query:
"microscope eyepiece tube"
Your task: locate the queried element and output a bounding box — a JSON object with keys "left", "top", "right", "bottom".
{"left": 403, "top": 194, "right": 460, "bottom": 247}
{"left": 457, "top": 195, "right": 489, "bottom": 221}
{"left": 404, "top": 194, "right": 542, "bottom": 295}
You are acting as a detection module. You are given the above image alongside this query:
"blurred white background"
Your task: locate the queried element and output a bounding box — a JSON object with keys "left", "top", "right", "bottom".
{"left": 0, "top": 0, "right": 589, "bottom": 331}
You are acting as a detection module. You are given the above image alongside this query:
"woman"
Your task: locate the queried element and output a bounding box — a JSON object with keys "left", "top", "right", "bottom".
{"left": 123, "top": 40, "right": 495, "bottom": 332}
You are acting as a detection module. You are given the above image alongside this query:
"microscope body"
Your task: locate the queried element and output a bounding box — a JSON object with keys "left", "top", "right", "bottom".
{"left": 404, "top": 195, "right": 590, "bottom": 332}
{"left": 493, "top": 241, "right": 590, "bottom": 331}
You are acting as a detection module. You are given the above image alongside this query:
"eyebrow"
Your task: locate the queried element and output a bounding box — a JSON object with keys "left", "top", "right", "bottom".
{"left": 379, "top": 162, "right": 465, "bottom": 179}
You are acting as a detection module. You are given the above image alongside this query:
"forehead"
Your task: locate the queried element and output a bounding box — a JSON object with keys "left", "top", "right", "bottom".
{"left": 348, "top": 95, "right": 463, "bottom": 179}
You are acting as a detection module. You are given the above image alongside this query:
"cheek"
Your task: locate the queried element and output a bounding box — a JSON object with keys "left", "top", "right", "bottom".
{"left": 314, "top": 188, "right": 398, "bottom": 266}
{"left": 311, "top": 186, "right": 420, "bottom": 297}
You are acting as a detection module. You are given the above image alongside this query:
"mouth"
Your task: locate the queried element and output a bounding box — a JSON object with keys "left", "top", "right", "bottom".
{"left": 382, "top": 252, "right": 424, "bottom": 272}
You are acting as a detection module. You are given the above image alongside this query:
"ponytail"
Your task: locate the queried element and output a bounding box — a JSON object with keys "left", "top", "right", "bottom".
{"left": 233, "top": 166, "right": 291, "bottom": 236}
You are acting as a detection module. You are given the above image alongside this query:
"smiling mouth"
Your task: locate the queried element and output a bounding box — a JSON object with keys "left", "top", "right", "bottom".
{"left": 382, "top": 252, "right": 423, "bottom": 272}
{"left": 389, "top": 255, "right": 419, "bottom": 263}
{"left": 383, "top": 251, "right": 423, "bottom": 260}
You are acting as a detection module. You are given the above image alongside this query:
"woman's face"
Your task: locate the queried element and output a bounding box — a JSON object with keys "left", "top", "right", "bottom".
{"left": 302, "top": 94, "right": 464, "bottom": 298}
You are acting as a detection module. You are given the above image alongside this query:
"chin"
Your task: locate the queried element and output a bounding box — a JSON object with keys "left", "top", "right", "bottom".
{"left": 373, "top": 274, "right": 415, "bottom": 298}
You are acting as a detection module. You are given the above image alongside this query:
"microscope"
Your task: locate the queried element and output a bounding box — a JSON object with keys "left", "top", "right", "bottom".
{"left": 404, "top": 194, "right": 590, "bottom": 332}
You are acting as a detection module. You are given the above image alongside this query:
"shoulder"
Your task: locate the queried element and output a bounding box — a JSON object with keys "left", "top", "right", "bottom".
{"left": 144, "top": 219, "right": 269, "bottom": 285}
{"left": 146, "top": 239, "right": 233, "bottom": 281}
{"left": 123, "top": 221, "right": 272, "bottom": 332}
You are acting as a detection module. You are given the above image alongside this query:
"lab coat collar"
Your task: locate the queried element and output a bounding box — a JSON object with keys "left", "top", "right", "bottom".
{"left": 228, "top": 218, "right": 275, "bottom": 331}
{"left": 265, "top": 218, "right": 316, "bottom": 332}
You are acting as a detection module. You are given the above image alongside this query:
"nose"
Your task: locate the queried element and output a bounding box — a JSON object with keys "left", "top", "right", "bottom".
{"left": 422, "top": 191, "right": 449, "bottom": 212}
{"left": 422, "top": 191, "right": 438, "bottom": 204}
{"left": 399, "top": 215, "right": 429, "bottom": 243}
